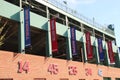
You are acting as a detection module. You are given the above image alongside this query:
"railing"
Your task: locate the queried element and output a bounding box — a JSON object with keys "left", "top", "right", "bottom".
{"left": 4, "top": 0, "right": 114, "bottom": 35}
{"left": 45, "top": 0, "right": 115, "bottom": 35}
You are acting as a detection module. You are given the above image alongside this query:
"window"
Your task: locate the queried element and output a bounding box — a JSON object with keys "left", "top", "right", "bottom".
{"left": 103, "top": 77, "right": 111, "bottom": 80}
{"left": 0, "top": 79, "right": 13, "bottom": 80}
{"left": 60, "top": 78, "right": 69, "bottom": 80}
{"left": 116, "top": 78, "right": 120, "bottom": 80}
{"left": 34, "top": 78, "right": 46, "bottom": 80}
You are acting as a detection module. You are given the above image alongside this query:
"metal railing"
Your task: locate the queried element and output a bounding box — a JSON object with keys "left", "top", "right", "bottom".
{"left": 4, "top": 0, "right": 115, "bottom": 35}
{"left": 45, "top": 0, "right": 115, "bottom": 35}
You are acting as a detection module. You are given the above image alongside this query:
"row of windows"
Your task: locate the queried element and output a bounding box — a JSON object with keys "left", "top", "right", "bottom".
{"left": 0, "top": 78, "right": 120, "bottom": 80}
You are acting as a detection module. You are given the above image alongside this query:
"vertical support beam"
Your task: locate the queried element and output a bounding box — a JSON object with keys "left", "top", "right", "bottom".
{"left": 119, "top": 50, "right": 120, "bottom": 62}
{"left": 20, "top": 0, "right": 22, "bottom": 8}
{"left": 46, "top": 6, "right": 52, "bottom": 57}
{"left": 93, "top": 29, "right": 95, "bottom": 37}
{"left": 104, "top": 42, "right": 110, "bottom": 66}
{"left": 95, "top": 39, "right": 100, "bottom": 64}
{"left": 115, "top": 48, "right": 120, "bottom": 68}
{"left": 92, "top": 17, "right": 95, "bottom": 36}
{"left": 18, "top": 0, "right": 25, "bottom": 53}
{"left": 18, "top": 10, "right": 25, "bottom": 53}
{"left": 115, "top": 53, "right": 120, "bottom": 68}
{"left": 67, "top": 28, "right": 72, "bottom": 60}
{"left": 47, "top": 21, "right": 52, "bottom": 57}
{"left": 80, "top": 23, "right": 84, "bottom": 32}
{"left": 82, "top": 42, "right": 87, "bottom": 63}
{"left": 119, "top": 52, "right": 120, "bottom": 67}
{"left": 80, "top": 23, "right": 88, "bottom": 62}
{"left": 65, "top": 16, "right": 72, "bottom": 60}
{"left": 65, "top": 16, "right": 68, "bottom": 26}
{"left": 103, "top": 34, "right": 105, "bottom": 41}
{"left": 82, "top": 34, "right": 87, "bottom": 63}
{"left": 46, "top": 6, "right": 49, "bottom": 19}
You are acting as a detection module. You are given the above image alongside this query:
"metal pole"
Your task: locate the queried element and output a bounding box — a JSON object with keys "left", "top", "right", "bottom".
{"left": 20, "top": 0, "right": 22, "bottom": 8}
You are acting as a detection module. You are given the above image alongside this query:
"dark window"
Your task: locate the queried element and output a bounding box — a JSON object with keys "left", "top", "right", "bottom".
{"left": 116, "top": 78, "right": 120, "bottom": 80}
{"left": 103, "top": 77, "right": 111, "bottom": 80}
{"left": 0, "top": 79, "right": 13, "bottom": 80}
{"left": 34, "top": 78, "right": 46, "bottom": 80}
{"left": 60, "top": 78, "right": 69, "bottom": 80}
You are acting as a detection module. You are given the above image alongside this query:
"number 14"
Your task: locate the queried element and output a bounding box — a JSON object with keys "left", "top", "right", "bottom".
{"left": 18, "top": 61, "right": 29, "bottom": 73}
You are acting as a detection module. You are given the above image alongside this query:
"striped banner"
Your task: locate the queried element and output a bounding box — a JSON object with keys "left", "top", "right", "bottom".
{"left": 70, "top": 27, "right": 77, "bottom": 55}
{"left": 50, "top": 18, "right": 58, "bottom": 52}
{"left": 24, "top": 7, "right": 31, "bottom": 47}
{"left": 98, "top": 38, "right": 104, "bottom": 61}
{"left": 85, "top": 32, "right": 93, "bottom": 59}
{"left": 107, "top": 41, "right": 115, "bottom": 63}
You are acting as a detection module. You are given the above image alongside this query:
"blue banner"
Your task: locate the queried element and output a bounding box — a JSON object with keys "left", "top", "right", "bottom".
{"left": 24, "top": 7, "right": 31, "bottom": 47}
{"left": 98, "top": 38, "right": 104, "bottom": 61}
{"left": 70, "top": 27, "right": 77, "bottom": 55}
{"left": 119, "top": 47, "right": 120, "bottom": 54}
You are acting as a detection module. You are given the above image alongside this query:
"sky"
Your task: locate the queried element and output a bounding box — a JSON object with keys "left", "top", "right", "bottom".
{"left": 56, "top": 0, "right": 120, "bottom": 47}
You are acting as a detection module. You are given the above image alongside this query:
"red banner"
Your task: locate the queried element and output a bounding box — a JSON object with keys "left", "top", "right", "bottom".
{"left": 107, "top": 41, "right": 115, "bottom": 63}
{"left": 50, "top": 18, "right": 58, "bottom": 52}
{"left": 85, "top": 32, "right": 93, "bottom": 59}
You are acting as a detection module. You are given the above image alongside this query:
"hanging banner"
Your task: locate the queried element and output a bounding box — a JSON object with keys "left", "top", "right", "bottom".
{"left": 119, "top": 47, "right": 120, "bottom": 54}
{"left": 107, "top": 41, "right": 115, "bottom": 63}
{"left": 24, "top": 7, "right": 31, "bottom": 47}
{"left": 98, "top": 38, "right": 104, "bottom": 61}
{"left": 70, "top": 27, "right": 77, "bottom": 55}
{"left": 50, "top": 18, "right": 58, "bottom": 52}
{"left": 85, "top": 32, "right": 93, "bottom": 59}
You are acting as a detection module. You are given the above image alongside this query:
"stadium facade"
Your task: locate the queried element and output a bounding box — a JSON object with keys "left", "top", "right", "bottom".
{"left": 0, "top": 0, "right": 120, "bottom": 80}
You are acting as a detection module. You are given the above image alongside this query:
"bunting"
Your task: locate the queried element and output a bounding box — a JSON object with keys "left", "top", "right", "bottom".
{"left": 119, "top": 47, "right": 120, "bottom": 54}
{"left": 107, "top": 41, "right": 115, "bottom": 63}
{"left": 86, "top": 32, "right": 93, "bottom": 59}
{"left": 98, "top": 38, "right": 104, "bottom": 61}
{"left": 70, "top": 27, "right": 77, "bottom": 55}
{"left": 24, "top": 7, "right": 31, "bottom": 47}
{"left": 50, "top": 18, "right": 58, "bottom": 52}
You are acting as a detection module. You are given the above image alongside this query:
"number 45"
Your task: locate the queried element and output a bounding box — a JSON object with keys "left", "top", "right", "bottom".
{"left": 18, "top": 61, "right": 29, "bottom": 73}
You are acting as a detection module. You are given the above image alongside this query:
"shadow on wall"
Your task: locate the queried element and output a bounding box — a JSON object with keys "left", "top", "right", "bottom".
{"left": 10, "top": 11, "right": 20, "bottom": 21}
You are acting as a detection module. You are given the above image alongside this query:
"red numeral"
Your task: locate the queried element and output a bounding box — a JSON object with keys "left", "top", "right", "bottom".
{"left": 48, "top": 64, "right": 58, "bottom": 74}
{"left": 18, "top": 61, "right": 23, "bottom": 73}
{"left": 85, "top": 68, "right": 92, "bottom": 76}
{"left": 68, "top": 66, "right": 77, "bottom": 75}
{"left": 18, "top": 61, "right": 29, "bottom": 73}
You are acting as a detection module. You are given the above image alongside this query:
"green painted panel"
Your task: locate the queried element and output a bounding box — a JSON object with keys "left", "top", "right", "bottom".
{"left": 91, "top": 36, "right": 96, "bottom": 46}
{"left": 112, "top": 44, "right": 118, "bottom": 53}
{"left": 30, "top": 12, "right": 48, "bottom": 30}
{"left": 103, "top": 41, "right": 106, "bottom": 49}
{"left": 76, "top": 30, "right": 83, "bottom": 42}
{"left": 0, "top": 1, "right": 21, "bottom": 21}
{"left": 56, "top": 23, "right": 68, "bottom": 37}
